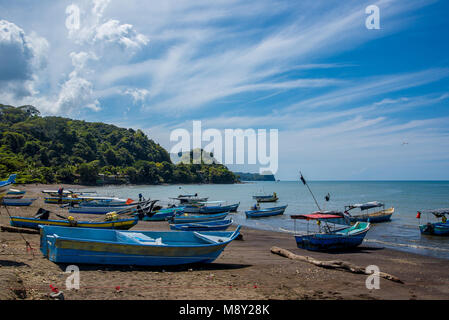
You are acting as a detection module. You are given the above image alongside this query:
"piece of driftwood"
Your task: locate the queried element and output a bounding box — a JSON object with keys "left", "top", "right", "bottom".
{"left": 270, "top": 246, "right": 402, "bottom": 284}
{"left": 0, "top": 225, "right": 40, "bottom": 235}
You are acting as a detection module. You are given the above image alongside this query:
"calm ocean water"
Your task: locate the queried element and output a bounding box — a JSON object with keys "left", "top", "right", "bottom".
{"left": 87, "top": 181, "right": 449, "bottom": 260}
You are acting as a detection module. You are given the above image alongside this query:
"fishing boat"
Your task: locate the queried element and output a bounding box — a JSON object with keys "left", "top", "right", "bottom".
{"left": 184, "top": 201, "right": 240, "bottom": 214}
{"left": 40, "top": 225, "right": 241, "bottom": 266}
{"left": 169, "top": 219, "right": 233, "bottom": 231}
{"left": 7, "top": 189, "right": 26, "bottom": 195}
{"left": 417, "top": 209, "right": 449, "bottom": 236}
{"left": 344, "top": 201, "right": 394, "bottom": 223}
{"left": 170, "top": 194, "right": 209, "bottom": 204}
{"left": 169, "top": 212, "right": 229, "bottom": 224}
{"left": 142, "top": 207, "right": 184, "bottom": 221}
{"left": 10, "top": 209, "right": 138, "bottom": 230}
{"left": 77, "top": 198, "right": 134, "bottom": 207}
{"left": 1, "top": 198, "right": 36, "bottom": 206}
{"left": 45, "top": 195, "right": 127, "bottom": 205}
{"left": 245, "top": 205, "right": 288, "bottom": 218}
{"left": 68, "top": 206, "right": 135, "bottom": 214}
{"left": 0, "top": 174, "right": 16, "bottom": 192}
{"left": 42, "top": 189, "right": 97, "bottom": 197}
{"left": 291, "top": 213, "right": 370, "bottom": 251}
{"left": 252, "top": 192, "right": 278, "bottom": 203}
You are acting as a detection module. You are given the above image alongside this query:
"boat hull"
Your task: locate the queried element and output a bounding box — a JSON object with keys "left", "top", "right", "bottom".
{"left": 170, "top": 212, "right": 229, "bottom": 224}
{"left": 294, "top": 223, "right": 370, "bottom": 251}
{"left": 143, "top": 207, "right": 184, "bottom": 221}
{"left": 349, "top": 207, "right": 394, "bottom": 223}
{"left": 245, "top": 205, "right": 287, "bottom": 218}
{"left": 40, "top": 226, "right": 240, "bottom": 266}
{"left": 420, "top": 222, "right": 449, "bottom": 236}
{"left": 68, "top": 206, "right": 131, "bottom": 214}
{"left": 10, "top": 216, "right": 138, "bottom": 230}
{"left": 1, "top": 198, "right": 36, "bottom": 206}
{"left": 169, "top": 219, "right": 232, "bottom": 231}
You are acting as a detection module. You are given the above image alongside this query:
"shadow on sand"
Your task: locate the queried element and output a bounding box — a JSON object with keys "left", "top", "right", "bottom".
{"left": 56, "top": 262, "right": 252, "bottom": 273}
{"left": 0, "top": 260, "right": 30, "bottom": 267}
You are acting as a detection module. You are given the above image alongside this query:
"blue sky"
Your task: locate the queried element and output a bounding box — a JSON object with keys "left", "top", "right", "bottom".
{"left": 0, "top": 0, "right": 448, "bottom": 180}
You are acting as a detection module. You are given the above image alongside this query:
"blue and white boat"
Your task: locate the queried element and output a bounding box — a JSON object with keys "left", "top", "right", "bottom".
{"left": 291, "top": 213, "right": 370, "bottom": 251}
{"left": 183, "top": 201, "right": 240, "bottom": 214}
{"left": 68, "top": 205, "right": 134, "bottom": 214}
{"left": 40, "top": 225, "right": 241, "bottom": 266}
{"left": 1, "top": 197, "right": 36, "bottom": 206}
{"left": 418, "top": 209, "right": 449, "bottom": 236}
{"left": 245, "top": 205, "right": 287, "bottom": 218}
{"left": 169, "top": 219, "right": 233, "bottom": 231}
{"left": 142, "top": 207, "right": 184, "bottom": 221}
{"left": 0, "top": 174, "right": 16, "bottom": 193}
{"left": 169, "top": 211, "right": 229, "bottom": 224}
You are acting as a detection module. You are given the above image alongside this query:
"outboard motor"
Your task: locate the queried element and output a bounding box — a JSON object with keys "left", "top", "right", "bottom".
{"left": 34, "top": 208, "right": 50, "bottom": 220}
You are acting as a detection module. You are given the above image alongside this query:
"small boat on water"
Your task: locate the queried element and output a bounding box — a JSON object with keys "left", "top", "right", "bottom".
{"left": 344, "top": 201, "right": 394, "bottom": 223}
{"left": 169, "top": 212, "right": 229, "bottom": 224}
{"left": 183, "top": 201, "right": 240, "bottom": 214}
{"left": 291, "top": 213, "right": 370, "bottom": 251}
{"left": 1, "top": 198, "right": 36, "bottom": 206}
{"left": 40, "top": 225, "right": 241, "bottom": 266}
{"left": 169, "top": 219, "right": 233, "bottom": 231}
{"left": 10, "top": 208, "right": 138, "bottom": 230}
{"left": 418, "top": 209, "right": 449, "bottom": 236}
{"left": 0, "top": 174, "right": 16, "bottom": 193}
{"left": 245, "top": 205, "right": 288, "bottom": 218}
{"left": 252, "top": 192, "right": 278, "bottom": 203}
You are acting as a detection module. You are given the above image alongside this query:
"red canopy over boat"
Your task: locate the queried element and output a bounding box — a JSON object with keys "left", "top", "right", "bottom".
{"left": 290, "top": 213, "right": 343, "bottom": 220}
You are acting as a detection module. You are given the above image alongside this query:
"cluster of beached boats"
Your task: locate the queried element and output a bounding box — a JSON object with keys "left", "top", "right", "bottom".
{"left": 1, "top": 173, "right": 448, "bottom": 266}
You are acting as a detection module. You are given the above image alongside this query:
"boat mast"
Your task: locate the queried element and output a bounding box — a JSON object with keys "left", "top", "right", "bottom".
{"left": 299, "top": 171, "right": 321, "bottom": 212}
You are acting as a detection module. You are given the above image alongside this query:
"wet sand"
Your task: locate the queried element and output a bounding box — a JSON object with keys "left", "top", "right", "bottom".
{"left": 1, "top": 184, "right": 449, "bottom": 300}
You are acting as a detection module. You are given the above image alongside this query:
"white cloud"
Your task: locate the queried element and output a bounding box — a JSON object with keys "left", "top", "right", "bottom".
{"left": 56, "top": 74, "right": 100, "bottom": 113}
{"left": 94, "top": 19, "right": 149, "bottom": 50}
{"left": 0, "top": 20, "right": 49, "bottom": 98}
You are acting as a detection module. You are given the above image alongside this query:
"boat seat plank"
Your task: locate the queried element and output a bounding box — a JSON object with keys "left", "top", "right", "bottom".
{"left": 117, "top": 232, "right": 165, "bottom": 245}
{"left": 193, "top": 232, "right": 229, "bottom": 244}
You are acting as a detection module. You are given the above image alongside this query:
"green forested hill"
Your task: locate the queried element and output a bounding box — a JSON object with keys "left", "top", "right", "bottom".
{"left": 0, "top": 104, "right": 237, "bottom": 185}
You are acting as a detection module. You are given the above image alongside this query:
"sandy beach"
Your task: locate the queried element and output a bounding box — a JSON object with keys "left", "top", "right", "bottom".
{"left": 1, "top": 184, "right": 449, "bottom": 300}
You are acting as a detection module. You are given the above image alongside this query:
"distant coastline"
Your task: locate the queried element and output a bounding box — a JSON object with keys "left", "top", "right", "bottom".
{"left": 233, "top": 172, "right": 276, "bottom": 182}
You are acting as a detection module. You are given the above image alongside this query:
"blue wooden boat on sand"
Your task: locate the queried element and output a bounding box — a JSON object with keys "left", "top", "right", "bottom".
{"left": 10, "top": 209, "right": 138, "bottom": 230}
{"left": 0, "top": 174, "right": 16, "bottom": 193}
{"left": 169, "top": 219, "right": 233, "bottom": 231}
{"left": 291, "top": 213, "right": 370, "bottom": 251}
{"left": 169, "top": 211, "right": 229, "bottom": 224}
{"left": 40, "top": 225, "right": 241, "bottom": 266}
{"left": 245, "top": 205, "right": 287, "bottom": 218}
{"left": 142, "top": 207, "right": 184, "bottom": 221}
{"left": 1, "top": 198, "right": 36, "bottom": 206}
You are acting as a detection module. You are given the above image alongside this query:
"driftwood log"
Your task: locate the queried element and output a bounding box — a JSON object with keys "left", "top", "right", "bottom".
{"left": 270, "top": 246, "right": 402, "bottom": 284}
{"left": 0, "top": 225, "right": 40, "bottom": 235}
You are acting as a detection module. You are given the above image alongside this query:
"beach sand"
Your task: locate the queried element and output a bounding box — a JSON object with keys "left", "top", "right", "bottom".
{"left": 1, "top": 184, "right": 449, "bottom": 300}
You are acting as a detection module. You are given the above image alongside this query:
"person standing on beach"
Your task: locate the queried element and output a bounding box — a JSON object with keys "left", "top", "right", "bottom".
{"left": 58, "top": 187, "right": 64, "bottom": 204}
